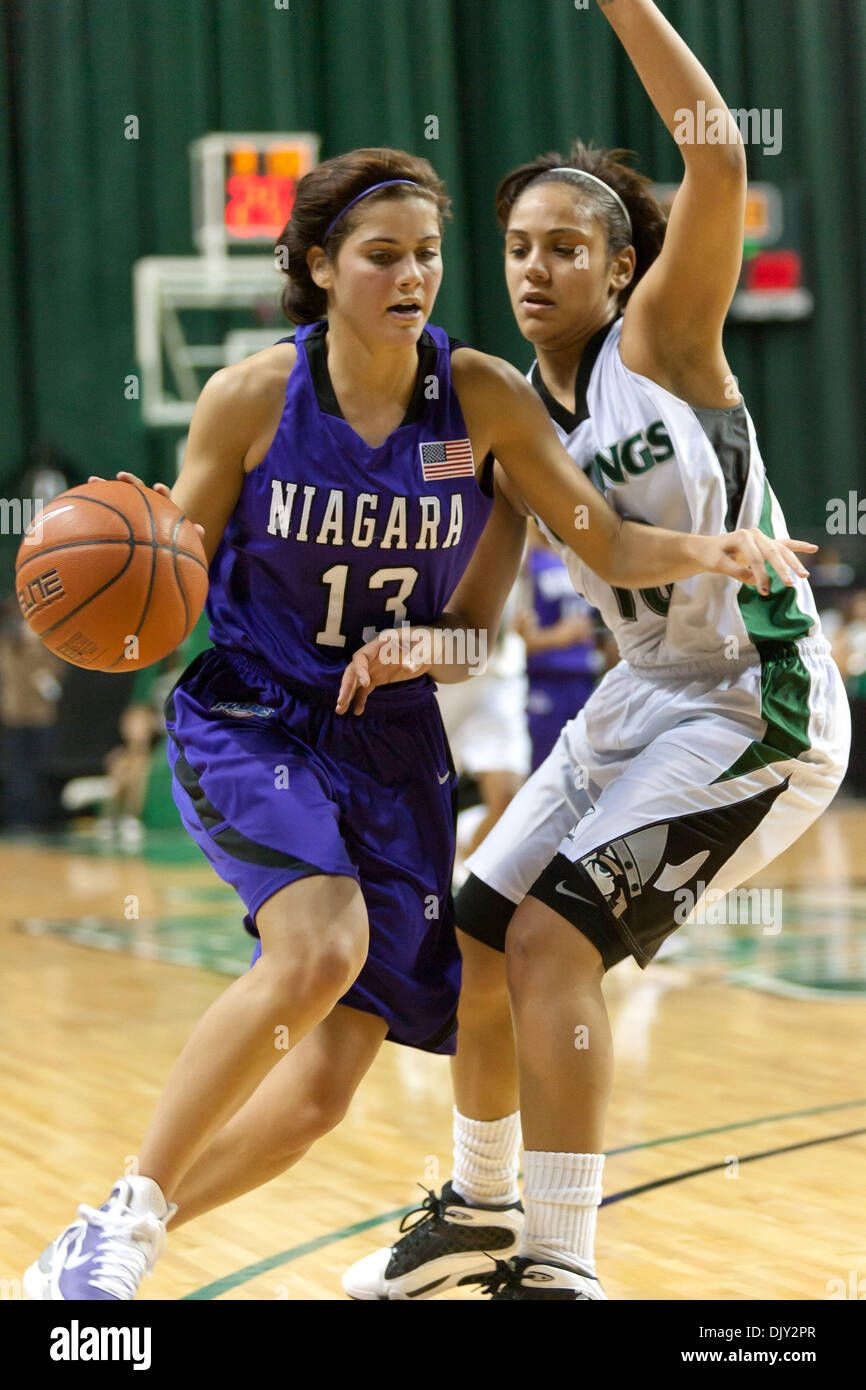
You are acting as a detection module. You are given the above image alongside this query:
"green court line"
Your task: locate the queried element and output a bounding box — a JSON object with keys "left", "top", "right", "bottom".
{"left": 182, "top": 1206, "right": 411, "bottom": 1300}
{"left": 602, "top": 1125, "right": 866, "bottom": 1207}
{"left": 183, "top": 1096, "right": 866, "bottom": 1300}
{"left": 605, "top": 1097, "right": 866, "bottom": 1154}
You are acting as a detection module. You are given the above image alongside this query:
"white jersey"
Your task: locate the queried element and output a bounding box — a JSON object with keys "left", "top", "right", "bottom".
{"left": 460, "top": 320, "right": 849, "bottom": 967}
{"left": 532, "top": 316, "right": 820, "bottom": 673}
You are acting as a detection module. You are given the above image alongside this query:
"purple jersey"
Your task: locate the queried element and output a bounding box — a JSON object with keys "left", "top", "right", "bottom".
{"left": 526, "top": 547, "right": 596, "bottom": 680}
{"left": 206, "top": 321, "right": 494, "bottom": 696}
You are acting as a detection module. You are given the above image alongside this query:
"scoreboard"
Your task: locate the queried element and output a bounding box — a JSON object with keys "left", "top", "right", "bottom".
{"left": 190, "top": 131, "right": 320, "bottom": 257}
{"left": 653, "top": 182, "right": 814, "bottom": 322}
{"left": 135, "top": 131, "right": 321, "bottom": 426}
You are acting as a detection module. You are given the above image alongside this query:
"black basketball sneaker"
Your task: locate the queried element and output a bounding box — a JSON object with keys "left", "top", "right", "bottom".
{"left": 341, "top": 1181, "right": 523, "bottom": 1300}
{"left": 473, "top": 1255, "right": 607, "bottom": 1299}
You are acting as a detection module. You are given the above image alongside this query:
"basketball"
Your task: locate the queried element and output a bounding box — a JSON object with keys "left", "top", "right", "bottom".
{"left": 14, "top": 480, "right": 209, "bottom": 673}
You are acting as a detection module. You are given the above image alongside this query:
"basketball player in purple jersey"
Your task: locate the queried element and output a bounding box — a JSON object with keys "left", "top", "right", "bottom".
{"left": 518, "top": 522, "right": 600, "bottom": 771}
{"left": 25, "top": 143, "right": 812, "bottom": 1300}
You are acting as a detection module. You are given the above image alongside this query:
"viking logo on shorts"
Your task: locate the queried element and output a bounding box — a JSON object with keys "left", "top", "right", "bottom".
{"left": 580, "top": 823, "right": 670, "bottom": 920}
{"left": 580, "top": 848, "right": 631, "bottom": 918}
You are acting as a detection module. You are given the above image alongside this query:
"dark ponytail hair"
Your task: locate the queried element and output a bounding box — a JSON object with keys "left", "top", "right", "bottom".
{"left": 275, "top": 147, "right": 451, "bottom": 324}
{"left": 495, "top": 139, "right": 667, "bottom": 307}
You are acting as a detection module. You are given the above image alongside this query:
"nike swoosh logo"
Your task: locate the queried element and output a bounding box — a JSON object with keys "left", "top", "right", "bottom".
{"left": 556, "top": 881, "right": 586, "bottom": 900}
{"left": 653, "top": 850, "right": 710, "bottom": 893}
{"left": 437, "top": 771, "right": 450, "bottom": 784}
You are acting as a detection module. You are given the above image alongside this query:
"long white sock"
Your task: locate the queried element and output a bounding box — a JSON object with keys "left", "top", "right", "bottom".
{"left": 520, "top": 1150, "right": 605, "bottom": 1275}
{"left": 450, "top": 1108, "right": 521, "bottom": 1207}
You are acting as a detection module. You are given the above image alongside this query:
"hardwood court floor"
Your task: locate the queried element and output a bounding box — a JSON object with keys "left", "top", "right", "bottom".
{"left": 1, "top": 804, "right": 864, "bottom": 1301}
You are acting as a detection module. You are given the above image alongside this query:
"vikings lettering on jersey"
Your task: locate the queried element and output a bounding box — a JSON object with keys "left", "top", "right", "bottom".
{"left": 529, "top": 316, "right": 818, "bottom": 671}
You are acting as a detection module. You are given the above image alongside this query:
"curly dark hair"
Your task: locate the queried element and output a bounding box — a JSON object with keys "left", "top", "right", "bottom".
{"left": 495, "top": 139, "right": 667, "bottom": 306}
{"left": 275, "top": 147, "right": 451, "bottom": 324}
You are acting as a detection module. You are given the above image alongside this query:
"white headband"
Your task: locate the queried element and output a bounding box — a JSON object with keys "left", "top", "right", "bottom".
{"left": 545, "top": 166, "right": 633, "bottom": 238}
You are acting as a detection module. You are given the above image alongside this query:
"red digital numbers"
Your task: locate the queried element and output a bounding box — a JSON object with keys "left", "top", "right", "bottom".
{"left": 224, "top": 174, "right": 297, "bottom": 239}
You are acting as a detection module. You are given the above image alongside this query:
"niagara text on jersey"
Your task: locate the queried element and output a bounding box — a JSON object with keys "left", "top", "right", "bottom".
{"left": 206, "top": 321, "right": 494, "bottom": 694}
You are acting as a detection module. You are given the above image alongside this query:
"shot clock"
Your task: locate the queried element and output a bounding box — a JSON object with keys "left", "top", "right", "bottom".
{"left": 653, "top": 181, "right": 814, "bottom": 322}
{"left": 191, "top": 132, "right": 320, "bottom": 257}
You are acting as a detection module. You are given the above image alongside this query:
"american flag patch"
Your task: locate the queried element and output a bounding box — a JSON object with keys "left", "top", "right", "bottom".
{"left": 419, "top": 438, "right": 475, "bottom": 481}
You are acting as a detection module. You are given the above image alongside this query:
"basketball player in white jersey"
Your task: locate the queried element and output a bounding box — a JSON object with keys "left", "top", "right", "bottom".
{"left": 340, "top": 0, "right": 851, "bottom": 1299}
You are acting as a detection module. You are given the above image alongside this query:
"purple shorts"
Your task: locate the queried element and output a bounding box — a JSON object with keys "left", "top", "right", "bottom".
{"left": 165, "top": 647, "right": 460, "bottom": 1054}
{"left": 528, "top": 672, "right": 595, "bottom": 772}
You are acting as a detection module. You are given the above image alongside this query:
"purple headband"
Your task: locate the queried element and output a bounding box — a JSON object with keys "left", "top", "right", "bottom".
{"left": 322, "top": 179, "right": 422, "bottom": 242}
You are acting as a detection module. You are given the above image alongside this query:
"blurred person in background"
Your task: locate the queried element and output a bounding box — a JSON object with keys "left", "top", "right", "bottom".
{"left": 516, "top": 519, "right": 603, "bottom": 771}
{"left": 0, "top": 598, "right": 65, "bottom": 831}
{"left": 98, "top": 612, "right": 213, "bottom": 846}
{"left": 828, "top": 589, "right": 866, "bottom": 796}
{"left": 436, "top": 590, "right": 531, "bottom": 864}
{"left": 19, "top": 441, "right": 73, "bottom": 511}
{"left": 98, "top": 703, "right": 156, "bottom": 848}
{"left": 828, "top": 589, "right": 866, "bottom": 700}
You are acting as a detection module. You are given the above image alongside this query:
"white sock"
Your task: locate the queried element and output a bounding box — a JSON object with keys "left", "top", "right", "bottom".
{"left": 450, "top": 1108, "right": 521, "bottom": 1207}
{"left": 520, "top": 1150, "right": 605, "bottom": 1275}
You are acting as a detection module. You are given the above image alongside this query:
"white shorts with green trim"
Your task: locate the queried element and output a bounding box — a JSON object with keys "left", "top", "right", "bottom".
{"left": 460, "top": 635, "right": 851, "bottom": 966}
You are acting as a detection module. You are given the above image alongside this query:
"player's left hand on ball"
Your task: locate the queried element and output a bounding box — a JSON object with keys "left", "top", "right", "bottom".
{"left": 708, "top": 527, "right": 816, "bottom": 595}
{"left": 88, "top": 472, "right": 206, "bottom": 543}
{"left": 336, "top": 629, "right": 429, "bottom": 716}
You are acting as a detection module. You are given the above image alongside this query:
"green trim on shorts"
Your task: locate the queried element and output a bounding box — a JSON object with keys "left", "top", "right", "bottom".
{"left": 716, "top": 481, "right": 815, "bottom": 782}
{"left": 716, "top": 643, "right": 813, "bottom": 782}
{"left": 736, "top": 481, "right": 814, "bottom": 645}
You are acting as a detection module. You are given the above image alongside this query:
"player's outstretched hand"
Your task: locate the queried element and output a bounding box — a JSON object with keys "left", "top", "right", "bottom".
{"left": 336, "top": 629, "right": 430, "bottom": 717}
{"left": 702, "top": 528, "right": 816, "bottom": 595}
{"left": 88, "top": 472, "right": 206, "bottom": 543}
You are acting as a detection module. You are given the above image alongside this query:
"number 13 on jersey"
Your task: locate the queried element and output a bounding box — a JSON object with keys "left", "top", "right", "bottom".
{"left": 317, "top": 564, "right": 419, "bottom": 647}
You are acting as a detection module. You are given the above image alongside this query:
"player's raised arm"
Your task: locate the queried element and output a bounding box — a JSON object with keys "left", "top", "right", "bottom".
{"left": 596, "top": 0, "right": 747, "bottom": 367}
{"left": 459, "top": 351, "right": 814, "bottom": 594}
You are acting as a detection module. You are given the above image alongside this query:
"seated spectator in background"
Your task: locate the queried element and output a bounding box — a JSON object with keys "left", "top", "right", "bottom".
{"left": 0, "top": 600, "right": 65, "bottom": 831}
{"left": 807, "top": 545, "right": 857, "bottom": 619}
{"left": 98, "top": 611, "right": 212, "bottom": 845}
{"left": 821, "top": 588, "right": 866, "bottom": 798}
{"left": 830, "top": 589, "right": 866, "bottom": 700}
{"left": 99, "top": 703, "right": 157, "bottom": 847}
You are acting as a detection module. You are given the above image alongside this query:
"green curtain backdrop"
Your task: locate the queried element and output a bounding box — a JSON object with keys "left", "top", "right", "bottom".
{"left": 1, "top": 0, "right": 864, "bottom": 557}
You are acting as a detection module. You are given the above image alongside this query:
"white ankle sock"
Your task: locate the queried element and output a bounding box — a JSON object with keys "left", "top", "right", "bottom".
{"left": 520, "top": 1150, "right": 605, "bottom": 1275}
{"left": 450, "top": 1108, "right": 521, "bottom": 1207}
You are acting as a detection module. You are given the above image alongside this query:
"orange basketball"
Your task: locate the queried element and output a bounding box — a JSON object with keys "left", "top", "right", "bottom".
{"left": 15, "top": 480, "right": 209, "bottom": 672}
